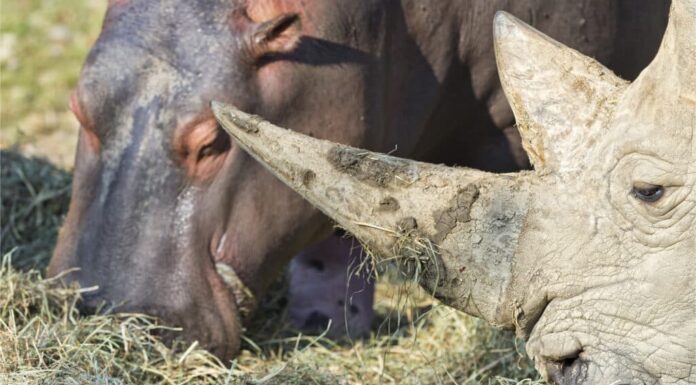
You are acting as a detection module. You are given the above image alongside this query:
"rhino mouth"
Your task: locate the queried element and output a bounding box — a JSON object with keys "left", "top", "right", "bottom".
{"left": 542, "top": 351, "right": 588, "bottom": 385}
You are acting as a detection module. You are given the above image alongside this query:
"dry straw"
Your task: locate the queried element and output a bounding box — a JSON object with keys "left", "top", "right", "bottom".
{"left": 0, "top": 151, "right": 544, "bottom": 385}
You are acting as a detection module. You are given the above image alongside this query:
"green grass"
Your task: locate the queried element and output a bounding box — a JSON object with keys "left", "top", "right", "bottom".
{"left": 1, "top": 0, "right": 106, "bottom": 167}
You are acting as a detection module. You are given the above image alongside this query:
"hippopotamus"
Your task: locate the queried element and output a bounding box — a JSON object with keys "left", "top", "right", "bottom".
{"left": 214, "top": 1, "right": 696, "bottom": 383}
{"left": 48, "top": 0, "right": 669, "bottom": 359}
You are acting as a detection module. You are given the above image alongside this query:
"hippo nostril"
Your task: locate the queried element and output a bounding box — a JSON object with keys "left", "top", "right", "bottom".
{"left": 76, "top": 293, "right": 108, "bottom": 316}
{"left": 306, "top": 259, "right": 324, "bottom": 271}
{"left": 76, "top": 301, "right": 98, "bottom": 316}
{"left": 303, "top": 311, "right": 331, "bottom": 331}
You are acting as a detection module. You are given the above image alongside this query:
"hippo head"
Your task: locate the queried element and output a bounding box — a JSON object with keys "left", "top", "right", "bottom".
{"left": 49, "top": 0, "right": 384, "bottom": 359}
{"left": 214, "top": 1, "right": 695, "bottom": 383}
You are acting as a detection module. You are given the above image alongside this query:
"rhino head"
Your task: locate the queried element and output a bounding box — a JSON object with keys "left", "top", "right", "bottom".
{"left": 213, "top": 1, "right": 696, "bottom": 384}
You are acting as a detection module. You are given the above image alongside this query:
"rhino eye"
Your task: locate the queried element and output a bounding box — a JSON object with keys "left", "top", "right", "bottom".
{"left": 631, "top": 183, "right": 664, "bottom": 202}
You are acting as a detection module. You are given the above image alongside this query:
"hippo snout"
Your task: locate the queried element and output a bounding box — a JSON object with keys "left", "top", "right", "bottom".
{"left": 70, "top": 276, "right": 243, "bottom": 360}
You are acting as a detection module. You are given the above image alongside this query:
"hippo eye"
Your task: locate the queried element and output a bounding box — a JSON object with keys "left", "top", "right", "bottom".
{"left": 178, "top": 120, "right": 232, "bottom": 180}
{"left": 631, "top": 182, "right": 664, "bottom": 203}
{"left": 197, "top": 143, "right": 216, "bottom": 160}
{"left": 196, "top": 125, "right": 231, "bottom": 161}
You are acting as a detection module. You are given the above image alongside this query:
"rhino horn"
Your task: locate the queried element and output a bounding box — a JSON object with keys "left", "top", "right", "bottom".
{"left": 212, "top": 102, "right": 535, "bottom": 328}
{"left": 493, "top": 12, "right": 627, "bottom": 174}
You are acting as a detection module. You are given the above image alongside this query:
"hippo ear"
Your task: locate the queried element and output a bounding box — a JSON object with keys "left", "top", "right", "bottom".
{"left": 248, "top": 13, "right": 301, "bottom": 59}
{"left": 493, "top": 12, "right": 627, "bottom": 174}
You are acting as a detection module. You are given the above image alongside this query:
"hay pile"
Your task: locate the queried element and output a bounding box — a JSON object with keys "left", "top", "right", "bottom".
{"left": 1, "top": 151, "right": 72, "bottom": 269}
{"left": 0, "top": 151, "right": 544, "bottom": 385}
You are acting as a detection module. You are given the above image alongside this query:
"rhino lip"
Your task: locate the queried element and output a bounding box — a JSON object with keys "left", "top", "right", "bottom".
{"left": 542, "top": 350, "right": 588, "bottom": 385}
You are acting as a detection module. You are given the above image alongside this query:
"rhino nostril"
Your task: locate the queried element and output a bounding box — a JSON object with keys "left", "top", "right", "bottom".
{"left": 545, "top": 350, "right": 587, "bottom": 385}
{"left": 560, "top": 356, "right": 577, "bottom": 372}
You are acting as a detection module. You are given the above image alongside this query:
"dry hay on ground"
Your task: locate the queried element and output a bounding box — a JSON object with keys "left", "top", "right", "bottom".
{"left": 0, "top": 151, "right": 544, "bottom": 385}
{"left": 1, "top": 151, "right": 72, "bottom": 270}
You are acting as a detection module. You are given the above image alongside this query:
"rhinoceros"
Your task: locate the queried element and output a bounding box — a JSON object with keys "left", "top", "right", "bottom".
{"left": 213, "top": 0, "right": 696, "bottom": 383}
{"left": 48, "top": 0, "right": 669, "bottom": 359}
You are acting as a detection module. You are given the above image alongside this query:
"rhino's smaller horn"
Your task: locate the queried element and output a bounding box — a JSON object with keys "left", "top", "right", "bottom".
{"left": 493, "top": 12, "right": 627, "bottom": 174}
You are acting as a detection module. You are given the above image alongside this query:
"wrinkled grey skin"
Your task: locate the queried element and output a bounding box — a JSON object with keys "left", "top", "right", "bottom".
{"left": 49, "top": 0, "right": 668, "bottom": 360}
{"left": 213, "top": 2, "right": 695, "bottom": 384}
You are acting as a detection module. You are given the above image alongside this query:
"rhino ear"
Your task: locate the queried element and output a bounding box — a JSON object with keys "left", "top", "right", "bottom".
{"left": 493, "top": 12, "right": 626, "bottom": 174}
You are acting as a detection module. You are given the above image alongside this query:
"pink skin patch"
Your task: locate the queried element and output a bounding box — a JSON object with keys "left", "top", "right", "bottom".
{"left": 288, "top": 234, "right": 374, "bottom": 338}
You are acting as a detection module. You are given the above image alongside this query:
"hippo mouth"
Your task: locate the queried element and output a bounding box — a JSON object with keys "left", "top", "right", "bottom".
{"left": 210, "top": 232, "right": 257, "bottom": 321}
{"left": 215, "top": 262, "right": 257, "bottom": 320}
